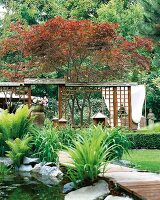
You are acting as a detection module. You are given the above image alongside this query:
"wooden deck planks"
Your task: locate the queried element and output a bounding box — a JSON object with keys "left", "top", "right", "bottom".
{"left": 118, "top": 181, "right": 160, "bottom": 200}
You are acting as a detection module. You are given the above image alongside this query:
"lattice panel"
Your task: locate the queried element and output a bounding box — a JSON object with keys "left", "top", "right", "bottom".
{"left": 117, "top": 87, "right": 129, "bottom": 127}
{"left": 59, "top": 85, "right": 132, "bottom": 128}
{"left": 102, "top": 86, "right": 132, "bottom": 128}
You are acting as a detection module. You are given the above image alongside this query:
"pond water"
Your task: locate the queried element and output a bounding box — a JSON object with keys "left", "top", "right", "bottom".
{"left": 0, "top": 173, "right": 64, "bottom": 200}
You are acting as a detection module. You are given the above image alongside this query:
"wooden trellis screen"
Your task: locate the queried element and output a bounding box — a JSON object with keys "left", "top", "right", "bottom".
{"left": 102, "top": 86, "right": 132, "bottom": 128}
{"left": 58, "top": 83, "right": 135, "bottom": 129}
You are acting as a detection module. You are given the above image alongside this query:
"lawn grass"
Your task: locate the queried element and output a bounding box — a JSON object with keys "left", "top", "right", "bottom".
{"left": 123, "top": 149, "right": 160, "bottom": 173}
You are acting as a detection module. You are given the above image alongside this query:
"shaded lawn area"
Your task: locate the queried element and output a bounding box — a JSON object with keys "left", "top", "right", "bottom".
{"left": 123, "top": 149, "right": 160, "bottom": 173}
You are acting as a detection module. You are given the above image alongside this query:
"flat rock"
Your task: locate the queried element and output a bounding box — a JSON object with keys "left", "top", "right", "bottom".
{"left": 104, "top": 195, "right": 133, "bottom": 200}
{"left": 0, "top": 157, "right": 13, "bottom": 166}
{"left": 19, "top": 164, "right": 32, "bottom": 172}
{"left": 65, "top": 180, "right": 109, "bottom": 200}
{"left": 23, "top": 157, "right": 39, "bottom": 165}
{"left": 105, "top": 171, "right": 160, "bottom": 183}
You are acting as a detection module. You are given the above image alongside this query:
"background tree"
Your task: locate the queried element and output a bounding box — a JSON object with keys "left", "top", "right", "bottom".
{"left": 140, "top": 0, "right": 160, "bottom": 38}
{"left": 96, "top": 0, "right": 144, "bottom": 37}
{"left": 0, "top": 17, "right": 152, "bottom": 82}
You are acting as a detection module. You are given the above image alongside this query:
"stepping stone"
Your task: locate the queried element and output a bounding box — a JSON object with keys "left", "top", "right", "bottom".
{"left": 65, "top": 180, "right": 109, "bottom": 200}
{"left": 104, "top": 195, "right": 133, "bottom": 200}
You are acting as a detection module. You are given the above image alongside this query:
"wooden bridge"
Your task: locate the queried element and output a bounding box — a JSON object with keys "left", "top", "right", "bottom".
{"left": 59, "top": 151, "right": 160, "bottom": 200}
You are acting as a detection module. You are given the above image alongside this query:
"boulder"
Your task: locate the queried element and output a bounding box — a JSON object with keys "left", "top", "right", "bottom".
{"left": 33, "top": 173, "right": 61, "bottom": 186}
{"left": 65, "top": 180, "right": 109, "bottom": 200}
{"left": 32, "top": 163, "right": 43, "bottom": 173}
{"left": 104, "top": 195, "right": 133, "bottom": 200}
{"left": 32, "top": 163, "right": 63, "bottom": 179}
{"left": 0, "top": 157, "right": 13, "bottom": 166}
{"left": 23, "top": 157, "right": 39, "bottom": 165}
{"left": 44, "top": 162, "right": 56, "bottom": 167}
{"left": 19, "top": 164, "right": 33, "bottom": 172}
{"left": 40, "top": 165, "right": 63, "bottom": 178}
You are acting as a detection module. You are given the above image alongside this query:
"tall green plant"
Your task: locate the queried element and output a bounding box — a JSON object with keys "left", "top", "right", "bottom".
{"left": 6, "top": 134, "right": 32, "bottom": 167}
{"left": 33, "top": 123, "right": 60, "bottom": 163}
{"left": 58, "top": 126, "right": 77, "bottom": 147}
{"left": 66, "top": 126, "right": 116, "bottom": 186}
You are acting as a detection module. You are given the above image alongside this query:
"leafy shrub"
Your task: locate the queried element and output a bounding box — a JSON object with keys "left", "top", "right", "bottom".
{"left": 0, "top": 105, "right": 33, "bottom": 156}
{"left": 105, "top": 127, "right": 131, "bottom": 160}
{"left": 66, "top": 127, "right": 117, "bottom": 186}
{"left": 6, "top": 135, "right": 32, "bottom": 167}
{"left": 127, "top": 133, "right": 160, "bottom": 149}
{"left": 58, "top": 126, "right": 77, "bottom": 147}
{"left": 32, "top": 123, "right": 60, "bottom": 163}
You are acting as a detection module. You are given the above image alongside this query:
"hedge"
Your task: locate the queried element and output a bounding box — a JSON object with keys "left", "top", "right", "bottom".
{"left": 126, "top": 133, "right": 160, "bottom": 149}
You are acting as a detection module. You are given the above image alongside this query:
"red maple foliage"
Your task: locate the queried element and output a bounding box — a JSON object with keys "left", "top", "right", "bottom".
{"left": 0, "top": 17, "right": 153, "bottom": 81}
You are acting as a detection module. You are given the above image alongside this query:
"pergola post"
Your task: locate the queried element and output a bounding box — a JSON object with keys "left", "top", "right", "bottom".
{"left": 113, "top": 86, "right": 118, "bottom": 127}
{"left": 58, "top": 84, "right": 63, "bottom": 119}
{"left": 28, "top": 85, "right": 32, "bottom": 108}
{"left": 128, "top": 86, "right": 132, "bottom": 129}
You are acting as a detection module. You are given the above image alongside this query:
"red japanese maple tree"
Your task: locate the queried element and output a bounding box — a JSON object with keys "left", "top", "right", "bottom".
{"left": 0, "top": 17, "right": 153, "bottom": 81}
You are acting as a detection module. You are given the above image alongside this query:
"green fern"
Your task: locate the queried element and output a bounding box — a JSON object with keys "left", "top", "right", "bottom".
{"left": 0, "top": 105, "right": 33, "bottom": 156}
{"left": 6, "top": 135, "right": 32, "bottom": 167}
{"left": 12, "top": 105, "right": 33, "bottom": 138}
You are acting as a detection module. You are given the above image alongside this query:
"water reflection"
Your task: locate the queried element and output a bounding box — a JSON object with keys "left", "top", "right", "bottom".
{"left": 0, "top": 173, "right": 64, "bottom": 200}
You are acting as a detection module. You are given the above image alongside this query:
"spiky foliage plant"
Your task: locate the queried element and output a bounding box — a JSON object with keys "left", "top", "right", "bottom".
{"left": 66, "top": 126, "right": 117, "bottom": 186}
{"left": 6, "top": 134, "right": 32, "bottom": 167}
{"left": 32, "top": 122, "right": 60, "bottom": 163}
{"left": 58, "top": 126, "right": 77, "bottom": 147}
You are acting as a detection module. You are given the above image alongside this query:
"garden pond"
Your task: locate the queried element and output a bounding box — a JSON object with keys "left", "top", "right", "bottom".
{"left": 0, "top": 173, "right": 64, "bottom": 200}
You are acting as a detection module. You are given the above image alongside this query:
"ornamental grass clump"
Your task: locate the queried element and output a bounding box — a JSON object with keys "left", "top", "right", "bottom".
{"left": 66, "top": 126, "right": 117, "bottom": 186}
{"left": 32, "top": 122, "right": 60, "bottom": 163}
{"left": 58, "top": 126, "right": 77, "bottom": 147}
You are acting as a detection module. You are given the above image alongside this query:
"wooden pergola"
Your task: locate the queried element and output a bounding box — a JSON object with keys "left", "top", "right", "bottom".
{"left": 0, "top": 82, "right": 30, "bottom": 111}
{"left": 0, "top": 79, "right": 137, "bottom": 129}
